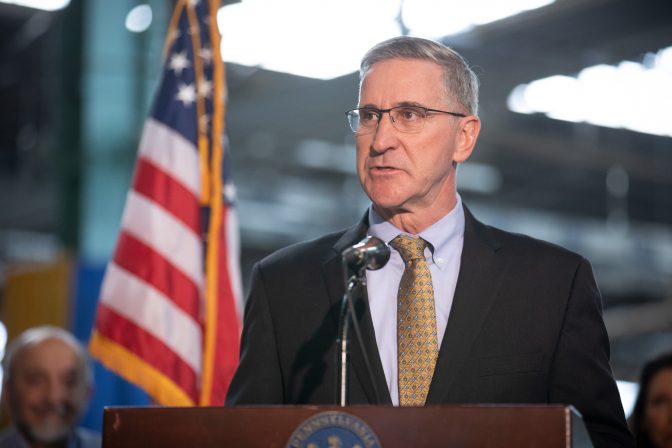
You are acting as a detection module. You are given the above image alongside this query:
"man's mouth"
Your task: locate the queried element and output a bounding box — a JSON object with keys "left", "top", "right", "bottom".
{"left": 33, "top": 403, "right": 69, "bottom": 420}
{"left": 370, "top": 166, "right": 399, "bottom": 172}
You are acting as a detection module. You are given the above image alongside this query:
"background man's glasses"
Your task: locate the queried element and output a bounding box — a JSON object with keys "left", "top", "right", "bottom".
{"left": 345, "top": 106, "right": 466, "bottom": 134}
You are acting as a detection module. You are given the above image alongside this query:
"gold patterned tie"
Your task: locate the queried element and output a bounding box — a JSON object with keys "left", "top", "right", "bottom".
{"left": 390, "top": 235, "right": 438, "bottom": 406}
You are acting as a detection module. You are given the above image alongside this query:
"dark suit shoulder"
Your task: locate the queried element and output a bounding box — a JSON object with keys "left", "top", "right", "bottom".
{"left": 256, "top": 211, "right": 370, "bottom": 275}
{"left": 257, "top": 228, "right": 347, "bottom": 270}
{"left": 481, "top": 220, "right": 586, "bottom": 267}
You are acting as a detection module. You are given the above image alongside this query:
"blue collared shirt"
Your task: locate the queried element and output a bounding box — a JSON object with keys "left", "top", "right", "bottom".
{"left": 366, "top": 195, "right": 465, "bottom": 405}
{"left": 0, "top": 426, "right": 101, "bottom": 448}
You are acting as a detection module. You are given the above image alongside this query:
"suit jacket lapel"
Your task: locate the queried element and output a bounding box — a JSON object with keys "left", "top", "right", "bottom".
{"left": 427, "top": 205, "right": 505, "bottom": 404}
{"left": 322, "top": 214, "right": 392, "bottom": 405}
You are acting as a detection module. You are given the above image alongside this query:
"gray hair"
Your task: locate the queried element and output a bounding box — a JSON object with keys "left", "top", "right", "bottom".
{"left": 359, "top": 36, "right": 479, "bottom": 116}
{"left": 3, "top": 326, "right": 93, "bottom": 388}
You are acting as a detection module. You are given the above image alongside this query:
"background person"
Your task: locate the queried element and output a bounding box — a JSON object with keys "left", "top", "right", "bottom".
{"left": 0, "top": 326, "right": 100, "bottom": 448}
{"left": 631, "top": 353, "right": 672, "bottom": 448}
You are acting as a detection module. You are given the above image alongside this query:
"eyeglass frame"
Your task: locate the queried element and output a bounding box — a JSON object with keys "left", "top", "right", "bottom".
{"left": 345, "top": 105, "right": 467, "bottom": 134}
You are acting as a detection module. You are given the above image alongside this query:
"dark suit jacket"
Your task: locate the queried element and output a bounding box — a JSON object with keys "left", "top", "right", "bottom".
{"left": 226, "top": 206, "right": 634, "bottom": 447}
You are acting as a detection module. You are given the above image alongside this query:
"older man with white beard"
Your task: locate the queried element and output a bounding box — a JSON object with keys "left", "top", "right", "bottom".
{"left": 0, "top": 326, "right": 100, "bottom": 448}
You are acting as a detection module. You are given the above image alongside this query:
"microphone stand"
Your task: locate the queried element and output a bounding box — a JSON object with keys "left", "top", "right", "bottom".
{"left": 336, "top": 236, "right": 389, "bottom": 407}
{"left": 336, "top": 265, "right": 366, "bottom": 407}
{"left": 336, "top": 263, "right": 366, "bottom": 406}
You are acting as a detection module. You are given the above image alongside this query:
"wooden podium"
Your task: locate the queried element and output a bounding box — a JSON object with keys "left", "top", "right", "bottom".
{"left": 103, "top": 404, "right": 594, "bottom": 447}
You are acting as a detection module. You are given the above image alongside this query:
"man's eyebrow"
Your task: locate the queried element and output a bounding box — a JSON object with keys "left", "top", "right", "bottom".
{"left": 396, "top": 101, "right": 426, "bottom": 108}
{"left": 357, "top": 101, "right": 426, "bottom": 109}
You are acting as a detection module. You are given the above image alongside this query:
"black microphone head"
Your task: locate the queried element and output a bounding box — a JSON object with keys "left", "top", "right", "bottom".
{"left": 342, "top": 236, "right": 390, "bottom": 271}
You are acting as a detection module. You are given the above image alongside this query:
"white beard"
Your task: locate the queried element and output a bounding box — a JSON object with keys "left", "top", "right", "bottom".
{"left": 24, "top": 406, "right": 72, "bottom": 444}
{"left": 27, "top": 418, "right": 70, "bottom": 444}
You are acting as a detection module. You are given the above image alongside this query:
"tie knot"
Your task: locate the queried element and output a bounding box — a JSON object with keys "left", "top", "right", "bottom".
{"left": 390, "top": 235, "right": 428, "bottom": 264}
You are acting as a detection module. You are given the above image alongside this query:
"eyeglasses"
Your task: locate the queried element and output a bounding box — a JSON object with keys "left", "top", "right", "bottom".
{"left": 345, "top": 105, "right": 466, "bottom": 134}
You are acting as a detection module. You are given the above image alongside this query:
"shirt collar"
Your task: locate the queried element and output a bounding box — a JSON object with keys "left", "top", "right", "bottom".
{"left": 4, "top": 425, "right": 83, "bottom": 448}
{"left": 367, "top": 194, "right": 465, "bottom": 270}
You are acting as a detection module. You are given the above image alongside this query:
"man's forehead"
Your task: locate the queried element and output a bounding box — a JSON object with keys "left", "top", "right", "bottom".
{"left": 359, "top": 58, "right": 446, "bottom": 105}
{"left": 361, "top": 58, "right": 443, "bottom": 83}
{"left": 14, "top": 338, "right": 79, "bottom": 371}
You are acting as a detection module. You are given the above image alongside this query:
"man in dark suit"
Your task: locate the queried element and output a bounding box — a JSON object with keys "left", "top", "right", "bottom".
{"left": 226, "top": 36, "right": 633, "bottom": 447}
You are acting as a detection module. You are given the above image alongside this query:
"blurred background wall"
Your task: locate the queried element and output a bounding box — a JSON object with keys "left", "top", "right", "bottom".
{"left": 0, "top": 0, "right": 670, "bottom": 432}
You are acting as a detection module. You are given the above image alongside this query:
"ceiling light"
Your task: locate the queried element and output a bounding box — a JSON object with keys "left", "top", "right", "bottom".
{"left": 125, "top": 4, "right": 153, "bottom": 34}
{"left": 508, "top": 46, "right": 672, "bottom": 137}
{"left": 218, "top": 0, "right": 556, "bottom": 80}
{"left": 0, "top": 0, "right": 69, "bottom": 11}
{"left": 402, "top": 0, "right": 555, "bottom": 38}
{"left": 217, "top": 0, "right": 400, "bottom": 80}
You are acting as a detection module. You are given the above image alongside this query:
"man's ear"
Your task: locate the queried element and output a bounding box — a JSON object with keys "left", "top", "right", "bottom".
{"left": 453, "top": 115, "right": 481, "bottom": 164}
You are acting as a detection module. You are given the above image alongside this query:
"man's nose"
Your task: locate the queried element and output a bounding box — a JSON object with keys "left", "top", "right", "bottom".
{"left": 370, "top": 111, "right": 398, "bottom": 153}
{"left": 45, "top": 382, "right": 67, "bottom": 405}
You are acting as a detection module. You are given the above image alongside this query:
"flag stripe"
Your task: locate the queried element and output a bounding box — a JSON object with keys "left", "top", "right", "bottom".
{"left": 133, "top": 157, "right": 200, "bottom": 234}
{"left": 121, "top": 190, "right": 203, "bottom": 288}
{"left": 113, "top": 231, "right": 200, "bottom": 318}
{"left": 139, "top": 118, "right": 201, "bottom": 198}
{"left": 99, "top": 262, "right": 202, "bottom": 372}
{"left": 225, "top": 206, "right": 244, "bottom": 317}
{"left": 94, "top": 306, "right": 198, "bottom": 400}
{"left": 89, "top": 329, "right": 196, "bottom": 405}
{"left": 210, "top": 206, "right": 242, "bottom": 401}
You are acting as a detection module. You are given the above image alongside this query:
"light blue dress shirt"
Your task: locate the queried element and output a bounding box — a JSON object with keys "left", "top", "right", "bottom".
{"left": 366, "top": 195, "right": 465, "bottom": 405}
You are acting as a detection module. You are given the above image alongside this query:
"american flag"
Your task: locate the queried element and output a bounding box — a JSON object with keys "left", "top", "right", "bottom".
{"left": 89, "top": 0, "right": 242, "bottom": 406}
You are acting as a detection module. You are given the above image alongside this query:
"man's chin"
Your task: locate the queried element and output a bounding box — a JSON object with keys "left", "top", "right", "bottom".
{"left": 23, "top": 420, "right": 71, "bottom": 444}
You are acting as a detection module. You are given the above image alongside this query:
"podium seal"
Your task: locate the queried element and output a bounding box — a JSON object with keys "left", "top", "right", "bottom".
{"left": 286, "top": 411, "right": 381, "bottom": 448}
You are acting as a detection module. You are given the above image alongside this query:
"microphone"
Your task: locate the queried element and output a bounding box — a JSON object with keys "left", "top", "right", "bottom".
{"left": 342, "top": 236, "right": 390, "bottom": 271}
